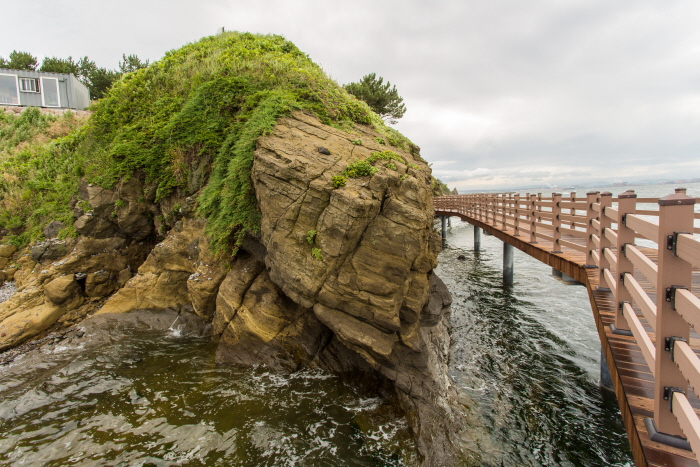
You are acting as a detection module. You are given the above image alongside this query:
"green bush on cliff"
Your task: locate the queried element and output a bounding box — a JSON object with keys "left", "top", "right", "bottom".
{"left": 0, "top": 32, "right": 419, "bottom": 254}
{"left": 80, "top": 32, "right": 419, "bottom": 255}
{"left": 331, "top": 150, "right": 407, "bottom": 188}
{"left": 0, "top": 108, "right": 88, "bottom": 245}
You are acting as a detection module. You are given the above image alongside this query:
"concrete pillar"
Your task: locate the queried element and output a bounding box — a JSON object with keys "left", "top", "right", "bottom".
{"left": 600, "top": 347, "right": 614, "bottom": 391}
{"left": 503, "top": 242, "right": 514, "bottom": 285}
{"left": 473, "top": 226, "right": 481, "bottom": 252}
{"left": 441, "top": 216, "right": 447, "bottom": 245}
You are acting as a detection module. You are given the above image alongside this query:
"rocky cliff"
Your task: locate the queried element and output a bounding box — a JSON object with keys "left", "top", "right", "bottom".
{"left": 0, "top": 112, "right": 465, "bottom": 465}
{"left": 0, "top": 33, "right": 465, "bottom": 466}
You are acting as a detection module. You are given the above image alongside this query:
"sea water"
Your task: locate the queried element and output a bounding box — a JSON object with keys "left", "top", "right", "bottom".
{"left": 1, "top": 182, "right": 697, "bottom": 466}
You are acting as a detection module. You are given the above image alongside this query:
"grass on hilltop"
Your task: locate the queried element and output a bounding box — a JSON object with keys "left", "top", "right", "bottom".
{"left": 0, "top": 32, "right": 418, "bottom": 254}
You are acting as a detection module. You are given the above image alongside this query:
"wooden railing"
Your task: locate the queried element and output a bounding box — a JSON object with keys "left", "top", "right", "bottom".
{"left": 435, "top": 189, "right": 700, "bottom": 451}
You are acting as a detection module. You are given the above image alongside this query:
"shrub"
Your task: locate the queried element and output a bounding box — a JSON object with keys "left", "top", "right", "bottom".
{"left": 306, "top": 229, "right": 316, "bottom": 244}
{"left": 332, "top": 175, "right": 346, "bottom": 188}
{"left": 311, "top": 247, "right": 323, "bottom": 261}
{"left": 342, "top": 160, "right": 377, "bottom": 178}
{"left": 366, "top": 150, "right": 405, "bottom": 165}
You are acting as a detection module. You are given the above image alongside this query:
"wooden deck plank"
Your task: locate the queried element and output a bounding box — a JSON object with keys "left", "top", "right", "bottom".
{"left": 435, "top": 207, "right": 700, "bottom": 467}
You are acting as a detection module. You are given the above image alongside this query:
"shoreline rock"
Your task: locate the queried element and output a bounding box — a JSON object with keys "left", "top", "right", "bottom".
{"left": 0, "top": 111, "right": 466, "bottom": 466}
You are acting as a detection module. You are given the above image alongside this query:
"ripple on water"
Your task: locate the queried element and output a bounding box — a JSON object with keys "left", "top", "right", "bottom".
{"left": 0, "top": 312, "right": 418, "bottom": 466}
{"left": 437, "top": 218, "right": 633, "bottom": 467}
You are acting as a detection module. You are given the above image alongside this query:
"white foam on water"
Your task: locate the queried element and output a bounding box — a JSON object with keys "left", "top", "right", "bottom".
{"left": 167, "top": 315, "right": 183, "bottom": 337}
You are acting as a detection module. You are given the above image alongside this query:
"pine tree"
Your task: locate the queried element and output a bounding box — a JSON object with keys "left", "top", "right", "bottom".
{"left": 0, "top": 51, "right": 38, "bottom": 70}
{"left": 344, "top": 73, "right": 406, "bottom": 124}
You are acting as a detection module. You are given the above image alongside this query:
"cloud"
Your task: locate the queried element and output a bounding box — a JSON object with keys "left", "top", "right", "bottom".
{"left": 2, "top": 1, "right": 700, "bottom": 189}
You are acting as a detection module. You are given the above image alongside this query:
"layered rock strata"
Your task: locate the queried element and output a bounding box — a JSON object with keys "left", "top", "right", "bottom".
{"left": 0, "top": 112, "right": 464, "bottom": 466}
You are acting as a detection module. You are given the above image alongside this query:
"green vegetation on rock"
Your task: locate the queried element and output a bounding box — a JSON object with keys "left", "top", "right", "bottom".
{"left": 332, "top": 150, "right": 408, "bottom": 188}
{"left": 306, "top": 230, "right": 316, "bottom": 245}
{"left": 1, "top": 32, "right": 419, "bottom": 255}
{"left": 0, "top": 108, "right": 88, "bottom": 245}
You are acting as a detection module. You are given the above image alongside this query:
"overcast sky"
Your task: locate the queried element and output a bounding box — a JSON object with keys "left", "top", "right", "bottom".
{"left": 3, "top": 1, "right": 700, "bottom": 191}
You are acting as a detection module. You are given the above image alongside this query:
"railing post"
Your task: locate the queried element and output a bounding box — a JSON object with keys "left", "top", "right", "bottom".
{"left": 584, "top": 191, "right": 599, "bottom": 268}
{"left": 493, "top": 193, "right": 498, "bottom": 226}
{"left": 501, "top": 194, "right": 507, "bottom": 229}
{"left": 612, "top": 190, "right": 635, "bottom": 334}
{"left": 652, "top": 190, "right": 695, "bottom": 438}
{"left": 597, "top": 192, "right": 613, "bottom": 290}
{"left": 514, "top": 194, "right": 521, "bottom": 236}
{"left": 552, "top": 193, "right": 562, "bottom": 254}
{"left": 477, "top": 193, "right": 481, "bottom": 222}
{"left": 492, "top": 193, "right": 498, "bottom": 226}
{"left": 569, "top": 192, "right": 577, "bottom": 229}
{"left": 529, "top": 193, "right": 537, "bottom": 243}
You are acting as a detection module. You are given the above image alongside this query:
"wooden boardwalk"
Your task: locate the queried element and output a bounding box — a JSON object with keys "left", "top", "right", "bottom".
{"left": 435, "top": 191, "right": 700, "bottom": 467}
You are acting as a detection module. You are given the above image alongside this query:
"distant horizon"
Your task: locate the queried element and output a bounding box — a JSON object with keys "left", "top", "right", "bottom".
{"left": 454, "top": 177, "right": 700, "bottom": 194}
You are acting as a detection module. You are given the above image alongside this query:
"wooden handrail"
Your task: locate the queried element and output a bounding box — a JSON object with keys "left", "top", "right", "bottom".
{"left": 603, "top": 206, "right": 619, "bottom": 221}
{"left": 676, "top": 234, "right": 700, "bottom": 269}
{"left": 675, "top": 288, "right": 700, "bottom": 331}
{"left": 434, "top": 188, "right": 700, "bottom": 451}
{"left": 674, "top": 341, "right": 700, "bottom": 398}
{"left": 604, "top": 227, "right": 618, "bottom": 244}
{"left": 560, "top": 201, "right": 588, "bottom": 210}
{"left": 625, "top": 244, "right": 658, "bottom": 284}
{"left": 603, "top": 267, "right": 617, "bottom": 294}
{"left": 625, "top": 214, "right": 658, "bottom": 242}
{"left": 671, "top": 392, "right": 700, "bottom": 454}
{"left": 622, "top": 301, "right": 655, "bottom": 375}
{"left": 623, "top": 273, "right": 657, "bottom": 330}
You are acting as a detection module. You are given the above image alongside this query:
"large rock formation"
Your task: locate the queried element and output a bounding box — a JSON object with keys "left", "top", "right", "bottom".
{"left": 0, "top": 111, "right": 464, "bottom": 466}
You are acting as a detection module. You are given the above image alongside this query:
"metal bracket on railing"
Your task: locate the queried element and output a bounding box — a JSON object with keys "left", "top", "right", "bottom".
{"left": 664, "top": 336, "right": 688, "bottom": 362}
{"left": 619, "top": 300, "right": 630, "bottom": 313}
{"left": 664, "top": 386, "right": 686, "bottom": 412}
{"left": 667, "top": 231, "right": 690, "bottom": 256}
{"left": 621, "top": 214, "right": 627, "bottom": 226}
{"left": 620, "top": 272, "right": 627, "bottom": 284}
{"left": 620, "top": 243, "right": 628, "bottom": 256}
{"left": 665, "top": 285, "right": 688, "bottom": 310}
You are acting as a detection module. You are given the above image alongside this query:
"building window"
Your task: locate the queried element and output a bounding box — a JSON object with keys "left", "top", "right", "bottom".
{"left": 19, "top": 78, "right": 39, "bottom": 93}
{"left": 40, "top": 77, "right": 60, "bottom": 107}
{"left": 0, "top": 74, "right": 20, "bottom": 105}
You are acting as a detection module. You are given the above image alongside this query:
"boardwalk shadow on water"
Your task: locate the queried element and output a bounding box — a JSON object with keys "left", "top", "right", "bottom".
{"left": 436, "top": 221, "right": 633, "bottom": 466}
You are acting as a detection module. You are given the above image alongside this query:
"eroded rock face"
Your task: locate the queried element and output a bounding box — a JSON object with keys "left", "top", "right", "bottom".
{"left": 96, "top": 218, "right": 226, "bottom": 318}
{"left": 239, "top": 112, "right": 464, "bottom": 465}
{"left": 0, "top": 111, "right": 464, "bottom": 465}
{"left": 0, "top": 235, "right": 152, "bottom": 350}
